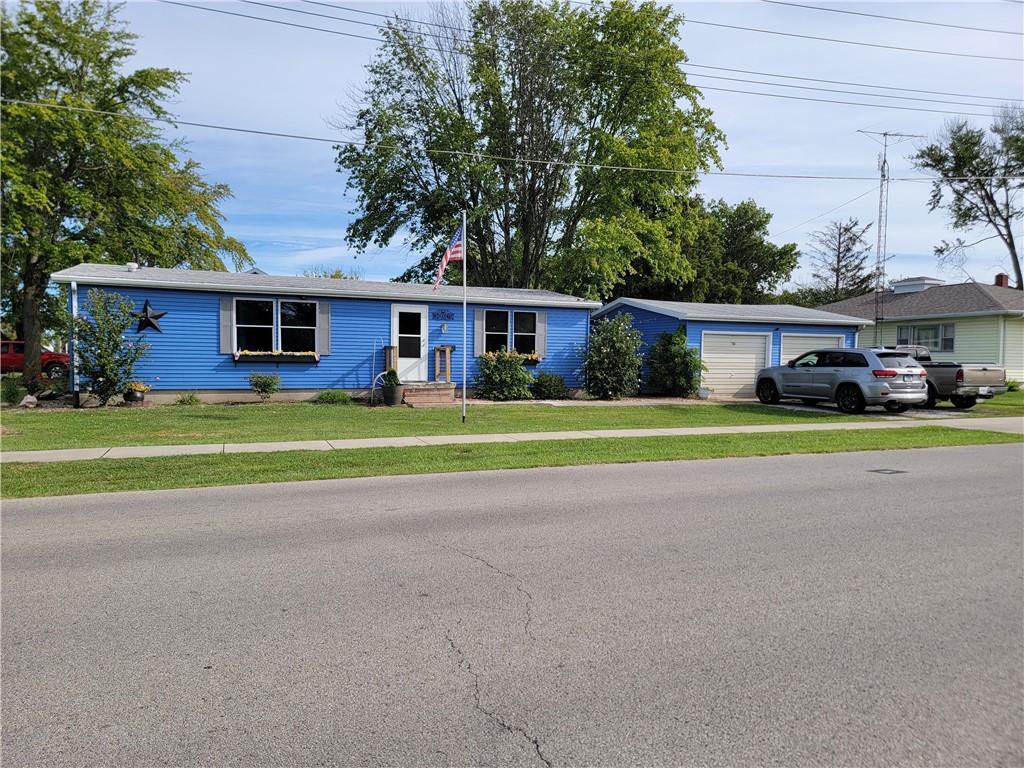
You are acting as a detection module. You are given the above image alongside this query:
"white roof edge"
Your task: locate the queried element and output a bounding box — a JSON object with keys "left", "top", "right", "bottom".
{"left": 53, "top": 273, "right": 603, "bottom": 310}
{"left": 593, "top": 297, "right": 873, "bottom": 326}
{"left": 877, "top": 309, "right": 1024, "bottom": 321}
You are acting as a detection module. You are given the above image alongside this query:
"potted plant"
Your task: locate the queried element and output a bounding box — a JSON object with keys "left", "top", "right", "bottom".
{"left": 123, "top": 381, "right": 150, "bottom": 404}
{"left": 381, "top": 368, "right": 403, "bottom": 406}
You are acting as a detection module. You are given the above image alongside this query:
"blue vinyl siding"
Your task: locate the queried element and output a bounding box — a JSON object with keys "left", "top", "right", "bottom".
{"left": 601, "top": 305, "right": 860, "bottom": 389}
{"left": 71, "top": 286, "right": 590, "bottom": 390}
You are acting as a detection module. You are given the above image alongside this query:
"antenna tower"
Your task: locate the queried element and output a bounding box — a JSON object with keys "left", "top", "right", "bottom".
{"left": 857, "top": 130, "right": 924, "bottom": 345}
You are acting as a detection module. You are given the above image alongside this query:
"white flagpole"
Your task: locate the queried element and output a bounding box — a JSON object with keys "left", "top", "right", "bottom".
{"left": 461, "top": 209, "right": 468, "bottom": 424}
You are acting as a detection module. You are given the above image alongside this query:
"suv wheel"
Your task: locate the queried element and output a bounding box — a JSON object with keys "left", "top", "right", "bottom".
{"left": 835, "top": 384, "right": 866, "bottom": 414}
{"left": 44, "top": 362, "right": 68, "bottom": 380}
{"left": 756, "top": 378, "right": 780, "bottom": 404}
{"left": 950, "top": 395, "right": 977, "bottom": 410}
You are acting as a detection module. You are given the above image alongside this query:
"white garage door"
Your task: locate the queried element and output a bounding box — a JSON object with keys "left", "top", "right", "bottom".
{"left": 781, "top": 333, "right": 845, "bottom": 364}
{"left": 702, "top": 333, "right": 770, "bottom": 398}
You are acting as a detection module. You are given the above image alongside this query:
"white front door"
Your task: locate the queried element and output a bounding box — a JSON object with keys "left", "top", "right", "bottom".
{"left": 392, "top": 304, "right": 428, "bottom": 382}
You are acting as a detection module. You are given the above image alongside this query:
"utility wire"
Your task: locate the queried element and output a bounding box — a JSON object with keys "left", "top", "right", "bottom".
{"left": 684, "top": 72, "right": 999, "bottom": 110}
{"left": 680, "top": 18, "right": 1023, "bottom": 61}
{"left": 6, "top": 98, "right": 1020, "bottom": 182}
{"left": 299, "top": 0, "right": 473, "bottom": 34}
{"left": 694, "top": 85, "right": 993, "bottom": 117}
{"left": 769, "top": 187, "right": 878, "bottom": 238}
{"left": 157, "top": 0, "right": 1022, "bottom": 113}
{"left": 761, "top": 0, "right": 1024, "bottom": 36}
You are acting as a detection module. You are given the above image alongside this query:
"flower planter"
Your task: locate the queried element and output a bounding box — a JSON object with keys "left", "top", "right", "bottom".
{"left": 123, "top": 390, "right": 145, "bottom": 404}
{"left": 232, "top": 352, "right": 320, "bottom": 365}
{"left": 382, "top": 385, "right": 404, "bottom": 406}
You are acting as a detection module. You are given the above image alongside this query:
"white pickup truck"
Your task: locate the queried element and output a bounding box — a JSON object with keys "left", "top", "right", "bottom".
{"left": 885, "top": 345, "right": 1007, "bottom": 409}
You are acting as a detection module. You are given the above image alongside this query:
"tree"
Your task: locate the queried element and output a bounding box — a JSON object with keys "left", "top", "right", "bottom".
{"left": 1, "top": 0, "right": 250, "bottom": 383}
{"left": 74, "top": 289, "right": 149, "bottom": 405}
{"left": 338, "top": 0, "right": 722, "bottom": 298}
{"left": 618, "top": 198, "right": 799, "bottom": 303}
{"left": 303, "top": 264, "right": 364, "bottom": 280}
{"left": 804, "top": 218, "right": 875, "bottom": 304}
{"left": 584, "top": 314, "right": 643, "bottom": 399}
{"left": 912, "top": 107, "right": 1023, "bottom": 289}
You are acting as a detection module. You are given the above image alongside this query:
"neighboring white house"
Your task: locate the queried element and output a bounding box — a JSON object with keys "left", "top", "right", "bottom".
{"left": 820, "top": 274, "right": 1024, "bottom": 381}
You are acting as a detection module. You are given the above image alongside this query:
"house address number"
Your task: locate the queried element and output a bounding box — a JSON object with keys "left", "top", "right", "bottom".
{"left": 431, "top": 309, "right": 455, "bottom": 321}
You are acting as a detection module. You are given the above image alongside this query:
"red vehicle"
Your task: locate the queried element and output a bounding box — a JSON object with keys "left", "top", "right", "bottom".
{"left": 0, "top": 340, "right": 70, "bottom": 380}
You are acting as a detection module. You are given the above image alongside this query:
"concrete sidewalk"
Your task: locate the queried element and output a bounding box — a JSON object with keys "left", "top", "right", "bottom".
{"left": 2, "top": 416, "right": 1021, "bottom": 464}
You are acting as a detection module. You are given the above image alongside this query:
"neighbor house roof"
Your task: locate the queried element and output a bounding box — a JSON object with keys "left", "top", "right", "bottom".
{"left": 819, "top": 282, "right": 1024, "bottom": 321}
{"left": 593, "top": 297, "right": 871, "bottom": 326}
{"left": 50, "top": 264, "right": 603, "bottom": 309}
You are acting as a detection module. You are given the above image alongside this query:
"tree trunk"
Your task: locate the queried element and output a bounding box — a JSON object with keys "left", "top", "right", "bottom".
{"left": 21, "top": 252, "right": 46, "bottom": 385}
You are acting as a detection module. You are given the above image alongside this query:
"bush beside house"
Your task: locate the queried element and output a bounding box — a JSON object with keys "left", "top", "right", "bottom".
{"left": 475, "top": 349, "right": 535, "bottom": 401}
{"left": 646, "top": 328, "right": 705, "bottom": 397}
{"left": 584, "top": 314, "right": 643, "bottom": 400}
{"left": 74, "top": 289, "right": 150, "bottom": 405}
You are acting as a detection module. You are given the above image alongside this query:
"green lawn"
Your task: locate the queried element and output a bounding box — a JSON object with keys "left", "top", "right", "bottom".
{"left": 2, "top": 427, "right": 1018, "bottom": 499}
{"left": 0, "top": 401, "right": 862, "bottom": 452}
{"left": 974, "top": 389, "right": 1024, "bottom": 416}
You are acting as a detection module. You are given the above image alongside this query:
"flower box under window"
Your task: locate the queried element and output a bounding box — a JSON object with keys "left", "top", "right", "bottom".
{"left": 233, "top": 351, "right": 320, "bottom": 365}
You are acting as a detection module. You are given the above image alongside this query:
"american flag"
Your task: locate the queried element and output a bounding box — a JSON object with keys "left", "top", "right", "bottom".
{"left": 432, "top": 224, "right": 464, "bottom": 290}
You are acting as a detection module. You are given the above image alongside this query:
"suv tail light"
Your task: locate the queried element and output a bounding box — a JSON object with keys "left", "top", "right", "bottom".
{"left": 955, "top": 369, "right": 964, "bottom": 383}
{"left": 872, "top": 369, "right": 898, "bottom": 379}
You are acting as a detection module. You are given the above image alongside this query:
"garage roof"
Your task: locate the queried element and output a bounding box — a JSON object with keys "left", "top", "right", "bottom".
{"left": 593, "top": 297, "right": 871, "bottom": 326}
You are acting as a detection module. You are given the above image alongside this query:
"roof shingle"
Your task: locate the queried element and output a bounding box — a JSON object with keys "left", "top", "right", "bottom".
{"left": 819, "top": 282, "right": 1024, "bottom": 320}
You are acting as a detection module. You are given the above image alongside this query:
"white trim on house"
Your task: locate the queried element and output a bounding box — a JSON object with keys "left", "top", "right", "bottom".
{"left": 231, "top": 296, "right": 320, "bottom": 353}
{"left": 391, "top": 304, "right": 429, "bottom": 382}
{"left": 877, "top": 309, "right": 1024, "bottom": 322}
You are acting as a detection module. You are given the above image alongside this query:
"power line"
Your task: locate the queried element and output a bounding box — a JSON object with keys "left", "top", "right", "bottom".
{"left": 680, "top": 18, "right": 1023, "bottom": 62}
{"left": 8, "top": 98, "right": 1020, "bottom": 182}
{"left": 299, "top": 0, "right": 472, "bottom": 34}
{"left": 681, "top": 64, "right": 1021, "bottom": 104}
{"left": 695, "top": 85, "right": 993, "bottom": 118}
{"left": 769, "top": 187, "right": 880, "bottom": 238}
{"left": 683, "top": 72, "right": 999, "bottom": 110}
{"left": 760, "top": 0, "right": 1024, "bottom": 36}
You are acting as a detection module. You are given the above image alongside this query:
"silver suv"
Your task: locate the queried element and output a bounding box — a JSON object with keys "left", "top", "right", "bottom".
{"left": 755, "top": 348, "right": 928, "bottom": 414}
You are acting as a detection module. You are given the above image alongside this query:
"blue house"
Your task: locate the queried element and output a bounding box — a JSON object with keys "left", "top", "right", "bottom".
{"left": 51, "top": 264, "right": 600, "bottom": 400}
{"left": 593, "top": 298, "right": 870, "bottom": 398}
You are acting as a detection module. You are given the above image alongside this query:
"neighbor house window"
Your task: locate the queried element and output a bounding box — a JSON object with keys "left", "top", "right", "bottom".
{"left": 512, "top": 311, "right": 537, "bottom": 355}
{"left": 940, "top": 323, "right": 955, "bottom": 352}
{"left": 235, "top": 299, "right": 274, "bottom": 352}
{"left": 279, "top": 300, "right": 317, "bottom": 352}
{"left": 896, "top": 323, "right": 954, "bottom": 353}
{"left": 484, "top": 310, "right": 509, "bottom": 353}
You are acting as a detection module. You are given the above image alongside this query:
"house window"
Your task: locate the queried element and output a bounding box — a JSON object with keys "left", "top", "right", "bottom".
{"left": 512, "top": 311, "right": 537, "bottom": 355}
{"left": 895, "top": 323, "right": 954, "bottom": 353}
{"left": 235, "top": 299, "right": 274, "bottom": 352}
{"left": 940, "top": 323, "right": 955, "bottom": 352}
{"left": 280, "top": 300, "right": 317, "bottom": 352}
{"left": 484, "top": 310, "right": 508, "bottom": 353}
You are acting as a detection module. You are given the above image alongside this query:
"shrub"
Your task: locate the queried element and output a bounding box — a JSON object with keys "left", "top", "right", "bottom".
{"left": 175, "top": 392, "right": 201, "bottom": 406}
{"left": 382, "top": 368, "right": 401, "bottom": 386}
{"left": 532, "top": 371, "right": 570, "bottom": 400}
{"left": 314, "top": 389, "right": 353, "bottom": 405}
{"left": 584, "top": 314, "right": 642, "bottom": 400}
{"left": 1006, "top": 379, "right": 1020, "bottom": 392}
{"left": 248, "top": 373, "right": 281, "bottom": 401}
{"left": 1, "top": 375, "right": 26, "bottom": 405}
{"left": 74, "top": 289, "right": 150, "bottom": 405}
{"left": 475, "top": 348, "right": 534, "bottom": 401}
{"left": 646, "top": 328, "right": 705, "bottom": 397}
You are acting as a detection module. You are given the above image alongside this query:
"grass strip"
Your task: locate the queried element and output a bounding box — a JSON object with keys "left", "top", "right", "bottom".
{"left": 2, "top": 427, "right": 1019, "bottom": 499}
{"left": 0, "top": 401, "right": 859, "bottom": 452}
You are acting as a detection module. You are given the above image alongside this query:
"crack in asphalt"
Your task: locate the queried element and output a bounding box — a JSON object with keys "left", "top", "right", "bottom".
{"left": 444, "top": 629, "right": 552, "bottom": 768}
{"left": 449, "top": 547, "right": 536, "bottom": 641}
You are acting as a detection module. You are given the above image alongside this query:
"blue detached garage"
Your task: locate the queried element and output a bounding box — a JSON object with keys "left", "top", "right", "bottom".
{"left": 51, "top": 263, "right": 600, "bottom": 399}
{"left": 593, "top": 298, "right": 871, "bottom": 398}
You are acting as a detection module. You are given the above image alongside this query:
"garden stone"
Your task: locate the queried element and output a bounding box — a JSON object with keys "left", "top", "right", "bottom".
{"left": 18, "top": 395, "right": 38, "bottom": 408}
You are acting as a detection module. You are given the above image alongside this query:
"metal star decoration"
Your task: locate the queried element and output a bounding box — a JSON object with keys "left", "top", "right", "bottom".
{"left": 133, "top": 300, "right": 167, "bottom": 333}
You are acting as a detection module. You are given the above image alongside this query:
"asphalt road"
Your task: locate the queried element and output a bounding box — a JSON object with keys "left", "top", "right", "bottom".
{"left": 3, "top": 444, "right": 1023, "bottom": 767}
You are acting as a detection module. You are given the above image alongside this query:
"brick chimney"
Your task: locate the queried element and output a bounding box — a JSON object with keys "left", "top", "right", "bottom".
{"left": 994, "top": 273, "right": 1010, "bottom": 288}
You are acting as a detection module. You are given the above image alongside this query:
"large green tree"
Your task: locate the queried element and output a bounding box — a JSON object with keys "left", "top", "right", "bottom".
{"left": 338, "top": 0, "right": 723, "bottom": 298}
{"left": 912, "top": 107, "right": 1023, "bottom": 290}
{"left": 1, "top": 0, "right": 250, "bottom": 382}
{"left": 618, "top": 198, "right": 799, "bottom": 302}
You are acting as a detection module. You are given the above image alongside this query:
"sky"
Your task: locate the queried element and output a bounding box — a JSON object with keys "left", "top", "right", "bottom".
{"left": 120, "top": 0, "right": 1024, "bottom": 289}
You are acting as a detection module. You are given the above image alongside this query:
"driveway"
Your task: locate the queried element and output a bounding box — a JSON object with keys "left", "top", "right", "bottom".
{"left": 3, "top": 445, "right": 1022, "bottom": 766}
